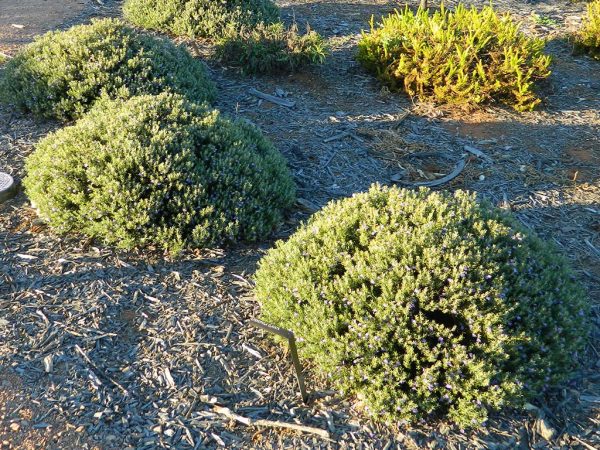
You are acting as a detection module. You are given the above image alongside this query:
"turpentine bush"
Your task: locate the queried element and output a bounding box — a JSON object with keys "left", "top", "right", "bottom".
{"left": 357, "top": 4, "right": 551, "bottom": 111}
{"left": 575, "top": 0, "right": 600, "bottom": 60}
{"left": 255, "top": 185, "right": 589, "bottom": 427}
{"left": 0, "top": 18, "right": 215, "bottom": 121}
{"left": 123, "top": 0, "right": 279, "bottom": 39}
{"left": 216, "top": 23, "right": 328, "bottom": 74}
{"left": 25, "top": 93, "right": 296, "bottom": 253}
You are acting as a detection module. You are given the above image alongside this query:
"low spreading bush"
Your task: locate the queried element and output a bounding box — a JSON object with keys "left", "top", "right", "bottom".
{"left": 123, "top": 0, "right": 279, "bottom": 39}
{"left": 357, "top": 4, "right": 551, "bottom": 111}
{"left": 216, "top": 23, "right": 327, "bottom": 74}
{"left": 255, "top": 185, "right": 589, "bottom": 427}
{"left": 0, "top": 18, "right": 215, "bottom": 121}
{"left": 575, "top": 0, "right": 600, "bottom": 59}
{"left": 24, "top": 93, "right": 296, "bottom": 252}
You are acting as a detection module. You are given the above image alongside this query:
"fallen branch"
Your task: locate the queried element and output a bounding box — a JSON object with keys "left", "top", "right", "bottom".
{"left": 74, "top": 344, "right": 129, "bottom": 395}
{"left": 213, "top": 405, "right": 331, "bottom": 439}
{"left": 249, "top": 88, "right": 296, "bottom": 108}
{"left": 584, "top": 239, "right": 600, "bottom": 257}
{"left": 323, "top": 131, "right": 349, "bottom": 143}
{"left": 391, "top": 109, "right": 411, "bottom": 129}
{"left": 464, "top": 145, "right": 493, "bottom": 164}
{"left": 395, "top": 157, "right": 468, "bottom": 188}
{"left": 571, "top": 436, "right": 597, "bottom": 450}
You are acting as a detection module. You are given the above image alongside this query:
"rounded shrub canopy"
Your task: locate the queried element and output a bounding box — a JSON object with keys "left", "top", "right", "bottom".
{"left": 24, "top": 93, "right": 296, "bottom": 252}
{"left": 0, "top": 18, "right": 216, "bottom": 121}
{"left": 123, "top": 0, "right": 280, "bottom": 39}
{"left": 255, "top": 185, "right": 589, "bottom": 427}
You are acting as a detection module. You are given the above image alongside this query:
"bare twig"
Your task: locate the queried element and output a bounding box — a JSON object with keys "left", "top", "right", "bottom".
{"left": 249, "top": 88, "right": 296, "bottom": 108}
{"left": 323, "top": 148, "right": 339, "bottom": 167}
{"left": 323, "top": 132, "right": 350, "bottom": 143}
{"left": 395, "top": 158, "right": 468, "bottom": 188}
{"left": 73, "top": 344, "right": 129, "bottom": 395}
{"left": 391, "top": 110, "right": 411, "bottom": 129}
{"left": 464, "top": 145, "right": 493, "bottom": 164}
{"left": 571, "top": 436, "right": 597, "bottom": 450}
{"left": 213, "top": 405, "right": 331, "bottom": 439}
{"left": 584, "top": 239, "right": 600, "bottom": 257}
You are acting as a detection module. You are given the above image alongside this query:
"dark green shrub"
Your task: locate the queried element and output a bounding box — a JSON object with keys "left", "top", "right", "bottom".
{"left": 123, "top": 0, "right": 279, "bottom": 39}
{"left": 575, "top": 0, "right": 600, "bottom": 59}
{"left": 24, "top": 93, "right": 296, "bottom": 252}
{"left": 357, "top": 4, "right": 551, "bottom": 111}
{"left": 0, "top": 18, "right": 216, "bottom": 121}
{"left": 216, "top": 23, "right": 328, "bottom": 74}
{"left": 255, "top": 185, "right": 589, "bottom": 427}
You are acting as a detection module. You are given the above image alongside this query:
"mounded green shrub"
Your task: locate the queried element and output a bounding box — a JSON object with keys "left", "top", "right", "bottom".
{"left": 0, "top": 18, "right": 216, "bottom": 121}
{"left": 123, "top": 0, "right": 279, "bottom": 39}
{"left": 255, "top": 185, "right": 589, "bottom": 427}
{"left": 357, "top": 4, "right": 551, "bottom": 111}
{"left": 216, "top": 23, "right": 328, "bottom": 74}
{"left": 24, "top": 93, "right": 296, "bottom": 252}
{"left": 575, "top": 0, "right": 600, "bottom": 60}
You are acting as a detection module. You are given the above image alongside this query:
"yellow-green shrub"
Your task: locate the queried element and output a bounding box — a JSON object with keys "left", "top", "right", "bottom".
{"left": 216, "top": 23, "right": 327, "bottom": 74}
{"left": 0, "top": 19, "right": 215, "bottom": 121}
{"left": 575, "top": 0, "right": 600, "bottom": 59}
{"left": 25, "top": 93, "right": 296, "bottom": 253}
{"left": 255, "top": 185, "right": 589, "bottom": 427}
{"left": 357, "top": 5, "right": 551, "bottom": 111}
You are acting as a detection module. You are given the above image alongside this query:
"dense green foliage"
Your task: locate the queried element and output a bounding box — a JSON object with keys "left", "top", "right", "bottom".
{"left": 357, "top": 5, "right": 551, "bottom": 111}
{"left": 123, "top": 0, "right": 279, "bottom": 39}
{"left": 255, "top": 185, "right": 589, "bottom": 427}
{"left": 25, "top": 93, "right": 296, "bottom": 252}
{"left": 575, "top": 0, "right": 600, "bottom": 59}
{"left": 0, "top": 19, "right": 215, "bottom": 121}
{"left": 216, "top": 23, "right": 327, "bottom": 74}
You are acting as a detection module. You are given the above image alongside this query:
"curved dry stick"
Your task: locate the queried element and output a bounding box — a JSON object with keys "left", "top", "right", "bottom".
{"left": 395, "top": 157, "right": 467, "bottom": 188}
{"left": 213, "top": 406, "right": 331, "bottom": 439}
